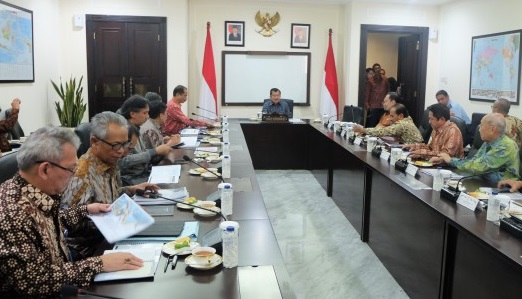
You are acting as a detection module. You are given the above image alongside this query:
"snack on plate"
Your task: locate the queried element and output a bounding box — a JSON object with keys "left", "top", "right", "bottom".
{"left": 172, "top": 237, "right": 191, "bottom": 250}
{"left": 184, "top": 197, "right": 197, "bottom": 205}
{"left": 414, "top": 160, "right": 432, "bottom": 167}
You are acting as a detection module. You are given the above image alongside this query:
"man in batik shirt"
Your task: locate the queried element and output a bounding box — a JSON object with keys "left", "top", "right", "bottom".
{"left": 491, "top": 97, "right": 522, "bottom": 148}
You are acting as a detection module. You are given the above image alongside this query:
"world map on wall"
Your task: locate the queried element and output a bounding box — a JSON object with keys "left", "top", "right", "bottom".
{"left": 470, "top": 32, "right": 520, "bottom": 102}
{"left": 0, "top": 5, "right": 33, "bottom": 81}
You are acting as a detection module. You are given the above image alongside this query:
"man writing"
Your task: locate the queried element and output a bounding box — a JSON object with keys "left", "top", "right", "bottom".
{"left": 437, "top": 113, "right": 519, "bottom": 184}
{"left": 262, "top": 88, "right": 292, "bottom": 117}
{"left": 404, "top": 104, "right": 464, "bottom": 161}
{"left": 353, "top": 104, "right": 423, "bottom": 144}
{"left": 62, "top": 112, "right": 159, "bottom": 260}
{"left": 491, "top": 97, "right": 522, "bottom": 148}
{"left": 0, "top": 127, "right": 142, "bottom": 298}
{"left": 163, "top": 85, "right": 213, "bottom": 135}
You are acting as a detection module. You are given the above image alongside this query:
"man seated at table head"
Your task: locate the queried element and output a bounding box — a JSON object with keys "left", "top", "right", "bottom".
{"left": 262, "top": 88, "right": 292, "bottom": 118}
{"left": 61, "top": 111, "right": 159, "bottom": 260}
{"left": 163, "top": 85, "right": 214, "bottom": 135}
{"left": 118, "top": 95, "right": 178, "bottom": 186}
{"left": 491, "top": 97, "right": 522, "bottom": 148}
{"left": 140, "top": 99, "right": 180, "bottom": 150}
{"left": 404, "top": 103, "right": 464, "bottom": 161}
{"left": 376, "top": 92, "right": 399, "bottom": 127}
{"left": 437, "top": 113, "right": 519, "bottom": 184}
{"left": 0, "top": 126, "right": 143, "bottom": 298}
{"left": 435, "top": 89, "right": 471, "bottom": 124}
{"left": 352, "top": 103, "right": 423, "bottom": 144}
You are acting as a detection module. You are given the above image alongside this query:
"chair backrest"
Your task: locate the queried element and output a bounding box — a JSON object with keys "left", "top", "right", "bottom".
{"left": 74, "top": 122, "right": 91, "bottom": 157}
{"left": 467, "top": 125, "right": 484, "bottom": 158}
{"left": 263, "top": 99, "right": 293, "bottom": 118}
{"left": 2, "top": 108, "right": 25, "bottom": 140}
{"left": 467, "top": 113, "right": 486, "bottom": 147}
{"left": 450, "top": 116, "right": 467, "bottom": 145}
{"left": 0, "top": 152, "right": 18, "bottom": 184}
{"left": 341, "top": 105, "right": 364, "bottom": 125}
{"left": 417, "top": 108, "right": 432, "bottom": 143}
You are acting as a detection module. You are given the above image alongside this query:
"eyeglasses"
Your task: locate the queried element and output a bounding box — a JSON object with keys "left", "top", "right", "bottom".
{"left": 35, "top": 160, "right": 77, "bottom": 175}
{"left": 95, "top": 136, "right": 131, "bottom": 150}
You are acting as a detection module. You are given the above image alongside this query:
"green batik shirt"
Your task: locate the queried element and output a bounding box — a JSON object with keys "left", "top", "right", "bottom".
{"left": 449, "top": 134, "right": 519, "bottom": 184}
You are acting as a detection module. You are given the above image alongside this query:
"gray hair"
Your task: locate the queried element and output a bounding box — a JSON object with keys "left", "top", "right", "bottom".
{"left": 90, "top": 111, "right": 128, "bottom": 139}
{"left": 486, "top": 113, "right": 506, "bottom": 134}
{"left": 495, "top": 98, "right": 510, "bottom": 115}
{"left": 17, "top": 127, "right": 80, "bottom": 171}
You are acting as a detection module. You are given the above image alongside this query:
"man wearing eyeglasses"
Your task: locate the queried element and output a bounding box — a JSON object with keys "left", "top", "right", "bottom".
{"left": 0, "top": 126, "right": 144, "bottom": 298}
{"left": 61, "top": 111, "right": 159, "bottom": 260}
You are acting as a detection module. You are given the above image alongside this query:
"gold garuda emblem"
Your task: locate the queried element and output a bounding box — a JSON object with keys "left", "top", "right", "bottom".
{"left": 255, "top": 11, "right": 280, "bottom": 37}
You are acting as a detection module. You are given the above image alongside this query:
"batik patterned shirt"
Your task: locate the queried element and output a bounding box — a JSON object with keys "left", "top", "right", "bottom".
{"left": 163, "top": 101, "right": 207, "bottom": 135}
{"left": 140, "top": 118, "right": 164, "bottom": 149}
{"left": 409, "top": 121, "right": 464, "bottom": 158}
{"left": 505, "top": 115, "right": 522, "bottom": 149}
{"left": 365, "top": 116, "right": 423, "bottom": 144}
{"left": 449, "top": 134, "right": 519, "bottom": 184}
{"left": 0, "top": 174, "right": 103, "bottom": 298}
{"left": 364, "top": 76, "right": 390, "bottom": 109}
{"left": 0, "top": 108, "right": 19, "bottom": 152}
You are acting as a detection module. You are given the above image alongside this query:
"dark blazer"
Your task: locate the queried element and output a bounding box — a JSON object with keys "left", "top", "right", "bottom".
{"left": 229, "top": 33, "right": 241, "bottom": 41}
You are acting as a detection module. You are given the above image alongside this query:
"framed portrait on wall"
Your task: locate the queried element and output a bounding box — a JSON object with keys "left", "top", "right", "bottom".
{"left": 225, "top": 21, "right": 244, "bottom": 47}
{"left": 0, "top": 0, "right": 34, "bottom": 82}
{"left": 291, "top": 23, "right": 310, "bottom": 49}
{"left": 469, "top": 29, "right": 522, "bottom": 104}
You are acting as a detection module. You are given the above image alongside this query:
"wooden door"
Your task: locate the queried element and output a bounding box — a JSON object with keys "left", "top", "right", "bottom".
{"left": 86, "top": 15, "right": 167, "bottom": 119}
{"left": 398, "top": 34, "right": 421, "bottom": 123}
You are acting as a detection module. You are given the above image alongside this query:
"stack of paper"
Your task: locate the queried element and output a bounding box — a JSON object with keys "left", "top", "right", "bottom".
{"left": 179, "top": 136, "right": 200, "bottom": 148}
{"left": 148, "top": 165, "right": 181, "bottom": 184}
{"left": 180, "top": 128, "right": 200, "bottom": 136}
{"left": 134, "top": 187, "right": 188, "bottom": 206}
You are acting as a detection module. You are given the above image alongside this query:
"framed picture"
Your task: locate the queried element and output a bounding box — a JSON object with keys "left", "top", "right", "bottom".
{"left": 0, "top": 0, "right": 34, "bottom": 82}
{"left": 291, "top": 23, "right": 310, "bottom": 49}
{"left": 225, "top": 21, "right": 244, "bottom": 47}
{"left": 469, "top": 29, "right": 522, "bottom": 104}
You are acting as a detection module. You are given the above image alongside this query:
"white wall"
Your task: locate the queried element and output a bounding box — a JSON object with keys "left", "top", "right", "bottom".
{"left": 438, "top": 0, "right": 522, "bottom": 118}
{"left": 188, "top": 0, "right": 345, "bottom": 119}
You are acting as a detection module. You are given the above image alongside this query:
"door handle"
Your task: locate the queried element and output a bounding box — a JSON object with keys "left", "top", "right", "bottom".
{"left": 122, "top": 77, "right": 126, "bottom": 97}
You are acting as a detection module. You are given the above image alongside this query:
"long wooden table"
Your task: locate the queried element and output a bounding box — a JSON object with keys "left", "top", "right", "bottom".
{"left": 240, "top": 120, "right": 522, "bottom": 299}
{"left": 87, "top": 121, "right": 295, "bottom": 299}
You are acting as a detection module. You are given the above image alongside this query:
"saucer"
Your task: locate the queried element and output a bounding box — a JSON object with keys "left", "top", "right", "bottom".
{"left": 194, "top": 207, "right": 221, "bottom": 217}
{"left": 185, "top": 254, "right": 223, "bottom": 270}
{"left": 176, "top": 201, "right": 199, "bottom": 210}
{"left": 201, "top": 172, "right": 220, "bottom": 180}
{"left": 189, "top": 169, "right": 202, "bottom": 175}
{"left": 162, "top": 240, "right": 200, "bottom": 256}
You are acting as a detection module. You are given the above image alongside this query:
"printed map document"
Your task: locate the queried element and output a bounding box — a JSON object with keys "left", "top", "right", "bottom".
{"left": 89, "top": 194, "right": 155, "bottom": 244}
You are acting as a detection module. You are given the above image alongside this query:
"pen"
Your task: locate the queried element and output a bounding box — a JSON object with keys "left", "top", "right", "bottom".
{"left": 164, "top": 255, "right": 174, "bottom": 273}
{"left": 171, "top": 255, "right": 178, "bottom": 270}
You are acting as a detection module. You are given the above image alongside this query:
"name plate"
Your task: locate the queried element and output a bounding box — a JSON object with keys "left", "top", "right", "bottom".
{"left": 328, "top": 123, "right": 334, "bottom": 130}
{"left": 354, "top": 137, "right": 363, "bottom": 146}
{"left": 456, "top": 192, "right": 479, "bottom": 211}
{"left": 340, "top": 130, "right": 347, "bottom": 137}
{"left": 405, "top": 164, "right": 418, "bottom": 177}
{"left": 380, "top": 151, "right": 390, "bottom": 161}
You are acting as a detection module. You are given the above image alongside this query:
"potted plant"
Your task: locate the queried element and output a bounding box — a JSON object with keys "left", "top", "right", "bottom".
{"left": 51, "top": 76, "right": 87, "bottom": 128}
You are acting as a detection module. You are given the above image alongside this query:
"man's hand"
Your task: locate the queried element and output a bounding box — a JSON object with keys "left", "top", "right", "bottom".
{"left": 101, "top": 252, "right": 143, "bottom": 272}
{"left": 352, "top": 124, "right": 366, "bottom": 134}
{"left": 87, "top": 203, "right": 111, "bottom": 214}
{"left": 166, "top": 134, "right": 181, "bottom": 146}
{"left": 429, "top": 156, "right": 445, "bottom": 165}
{"left": 498, "top": 179, "right": 522, "bottom": 193}
{"left": 206, "top": 123, "right": 215, "bottom": 129}
{"left": 128, "top": 183, "right": 160, "bottom": 196}
{"left": 11, "top": 98, "right": 21, "bottom": 110}
{"left": 437, "top": 152, "right": 452, "bottom": 163}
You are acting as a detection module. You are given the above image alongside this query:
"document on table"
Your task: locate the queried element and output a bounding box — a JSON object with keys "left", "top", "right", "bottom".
{"left": 148, "top": 165, "right": 181, "bottom": 184}
{"left": 94, "top": 247, "right": 162, "bottom": 281}
{"left": 179, "top": 136, "right": 200, "bottom": 148}
{"left": 180, "top": 128, "right": 200, "bottom": 135}
{"left": 195, "top": 146, "right": 219, "bottom": 154}
{"left": 134, "top": 187, "right": 188, "bottom": 205}
{"left": 89, "top": 194, "right": 155, "bottom": 244}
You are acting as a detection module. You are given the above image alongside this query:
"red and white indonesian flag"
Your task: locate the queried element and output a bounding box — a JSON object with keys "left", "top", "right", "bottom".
{"left": 320, "top": 31, "right": 339, "bottom": 119}
{"left": 198, "top": 22, "right": 218, "bottom": 120}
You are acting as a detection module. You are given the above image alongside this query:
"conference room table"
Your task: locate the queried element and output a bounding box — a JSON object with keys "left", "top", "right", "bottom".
{"left": 240, "top": 119, "right": 522, "bottom": 299}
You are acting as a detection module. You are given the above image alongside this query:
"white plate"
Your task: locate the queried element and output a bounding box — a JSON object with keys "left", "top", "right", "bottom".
{"left": 213, "top": 122, "right": 222, "bottom": 128}
{"left": 162, "top": 240, "right": 200, "bottom": 256}
{"left": 185, "top": 254, "right": 223, "bottom": 270}
{"left": 201, "top": 172, "right": 221, "bottom": 180}
{"left": 194, "top": 207, "right": 221, "bottom": 217}
{"left": 176, "top": 201, "right": 199, "bottom": 210}
{"left": 189, "top": 169, "right": 202, "bottom": 175}
{"left": 206, "top": 156, "right": 222, "bottom": 163}
{"left": 209, "top": 141, "right": 222, "bottom": 146}
{"left": 249, "top": 117, "right": 259, "bottom": 121}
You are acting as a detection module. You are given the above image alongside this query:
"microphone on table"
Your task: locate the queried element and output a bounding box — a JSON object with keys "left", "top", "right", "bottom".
{"left": 60, "top": 285, "right": 122, "bottom": 299}
{"left": 394, "top": 152, "right": 441, "bottom": 172}
{"left": 196, "top": 106, "right": 219, "bottom": 118}
{"left": 191, "top": 112, "right": 217, "bottom": 121}
{"left": 183, "top": 155, "right": 225, "bottom": 183}
{"left": 136, "top": 189, "right": 227, "bottom": 222}
{"left": 440, "top": 166, "right": 507, "bottom": 202}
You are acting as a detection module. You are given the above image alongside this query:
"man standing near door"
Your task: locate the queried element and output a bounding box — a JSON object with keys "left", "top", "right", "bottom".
{"left": 364, "top": 63, "right": 390, "bottom": 127}
{"left": 163, "top": 85, "right": 213, "bottom": 135}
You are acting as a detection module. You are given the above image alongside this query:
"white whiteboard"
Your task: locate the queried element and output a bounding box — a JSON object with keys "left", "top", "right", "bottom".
{"left": 222, "top": 51, "right": 310, "bottom": 106}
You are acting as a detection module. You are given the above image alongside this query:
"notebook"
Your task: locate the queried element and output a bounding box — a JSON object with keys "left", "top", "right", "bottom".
{"left": 93, "top": 247, "right": 161, "bottom": 282}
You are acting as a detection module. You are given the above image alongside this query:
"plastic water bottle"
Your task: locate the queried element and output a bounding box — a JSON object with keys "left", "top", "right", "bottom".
{"left": 222, "top": 155, "right": 231, "bottom": 178}
{"left": 220, "top": 183, "right": 233, "bottom": 216}
{"left": 222, "top": 142, "right": 230, "bottom": 156}
{"left": 222, "top": 129, "right": 230, "bottom": 143}
{"left": 433, "top": 167, "right": 444, "bottom": 191}
{"left": 220, "top": 221, "right": 239, "bottom": 268}
{"left": 222, "top": 115, "right": 228, "bottom": 123}
{"left": 222, "top": 122, "right": 229, "bottom": 130}
{"left": 487, "top": 191, "right": 501, "bottom": 225}
{"left": 322, "top": 114, "right": 329, "bottom": 125}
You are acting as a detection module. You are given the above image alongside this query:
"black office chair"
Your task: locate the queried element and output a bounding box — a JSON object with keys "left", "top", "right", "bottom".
{"left": 1, "top": 108, "right": 25, "bottom": 140}
{"left": 417, "top": 108, "right": 432, "bottom": 143}
{"left": 0, "top": 152, "right": 18, "bottom": 184}
{"left": 450, "top": 116, "right": 467, "bottom": 146}
{"left": 263, "top": 99, "right": 293, "bottom": 118}
{"left": 341, "top": 105, "right": 364, "bottom": 125}
{"left": 466, "top": 113, "right": 486, "bottom": 147}
{"left": 467, "top": 125, "right": 484, "bottom": 158}
{"left": 74, "top": 122, "right": 91, "bottom": 157}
